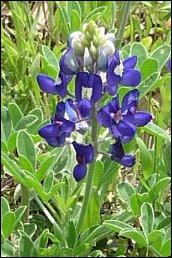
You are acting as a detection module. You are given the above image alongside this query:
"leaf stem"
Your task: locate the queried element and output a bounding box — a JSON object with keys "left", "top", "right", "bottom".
{"left": 116, "top": 1, "right": 132, "bottom": 49}
{"left": 76, "top": 105, "right": 98, "bottom": 236}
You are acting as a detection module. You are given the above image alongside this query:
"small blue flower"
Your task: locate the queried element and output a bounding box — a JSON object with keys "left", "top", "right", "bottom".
{"left": 106, "top": 51, "right": 141, "bottom": 95}
{"left": 37, "top": 72, "right": 72, "bottom": 98}
{"left": 65, "top": 98, "right": 91, "bottom": 133}
{"left": 39, "top": 102, "right": 75, "bottom": 147}
{"left": 97, "top": 89, "right": 152, "bottom": 143}
{"left": 75, "top": 72, "right": 102, "bottom": 103}
{"left": 72, "top": 141, "right": 94, "bottom": 181}
{"left": 110, "top": 140, "right": 135, "bottom": 167}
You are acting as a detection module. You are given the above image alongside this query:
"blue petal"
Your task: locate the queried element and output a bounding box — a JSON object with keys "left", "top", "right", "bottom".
{"left": 37, "top": 74, "right": 63, "bottom": 95}
{"left": 106, "top": 82, "right": 118, "bottom": 96}
{"left": 107, "top": 59, "right": 121, "bottom": 86}
{"left": 38, "top": 124, "right": 63, "bottom": 138}
{"left": 97, "top": 105, "right": 112, "bottom": 128}
{"left": 61, "top": 118, "right": 75, "bottom": 133}
{"left": 55, "top": 102, "right": 65, "bottom": 118}
{"left": 123, "top": 56, "right": 137, "bottom": 70}
{"left": 108, "top": 95, "right": 120, "bottom": 113}
{"left": 72, "top": 141, "right": 94, "bottom": 164}
{"left": 133, "top": 112, "right": 152, "bottom": 127}
{"left": 120, "top": 69, "right": 141, "bottom": 86}
{"left": 45, "top": 133, "right": 66, "bottom": 147}
{"left": 65, "top": 99, "right": 78, "bottom": 121}
{"left": 59, "top": 49, "right": 79, "bottom": 75}
{"left": 84, "top": 144, "right": 94, "bottom": 164}
{"left": 120, "top": 154, "right": 136, "bottom": 167}
{"left": 75, "top": 72, "right": 102, "bottom": 103}
{"left": 91, "top": 74, "right": 102, "bottom": 103}
{"left": 121, "top": 89, "right": 140, "bottom": 113}
{"left": 110, "top": 140, "right": 124, "bottom": 161}
{"left": 78, "top": 99, "right": 92, "bottom": 118}
{"left": 110, "top": 121, "right": 136, "bottom": 143}
{"left": 73, "top": 164, "right": 87, "bottom": 182}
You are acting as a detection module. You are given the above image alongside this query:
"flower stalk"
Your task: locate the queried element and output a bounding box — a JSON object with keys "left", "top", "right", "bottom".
{"left": 76, "top": 105, "right": 98, "bottom": 236}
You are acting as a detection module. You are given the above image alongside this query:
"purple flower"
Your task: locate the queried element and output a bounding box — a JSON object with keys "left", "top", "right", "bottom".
{"left": 75, "top": 72, "right": 103, "bottom": 103}
{"left": 72, "top": 141, "right": 94, "bottom": 181}
{"left": 110, "top": 140, "right": 135, "bottom": 167}
{"left": 97, "top": 89, "right": 152, "bottom": 143}
{"left": 106, "top": 51, "right": 141, "bottom": 95}
{"left": 37, "top": 72, "right": 72, "bottom": 98}
{"left": 65, "top": 98, "right": 91, "bottom": 133}
{"left": 39, "top": 102, "right": 75, "bottom": 147}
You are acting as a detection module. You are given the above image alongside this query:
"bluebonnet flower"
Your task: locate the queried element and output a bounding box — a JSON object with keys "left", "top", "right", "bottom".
{"left": 72, "top": 141, "right": 94, "bottom": 181}
{"left": 65, "top": 98, "right": 91, "bottom": 133}
{"left": 37, "top": 72, "right": 72, "bottom": 98}
{"left": 106, "top": 51, "right": 141, "bottom": 95}
{"left": 75, "top": 72, "right": 103, "bottom": 103}
{"left": 97, "top": 89, "right": 152, "bottom": 143}
{"left": 110, "top": 140, "right": 135, "bottom": 167}
{"left": 39, "top": 102, "right": 75, "bottom": 147}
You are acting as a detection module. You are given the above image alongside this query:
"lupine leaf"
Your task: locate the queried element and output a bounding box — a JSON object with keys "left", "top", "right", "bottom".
{"left": 17, "top": 130, "right": 36, "bottom": 171}
{"left": 139, "top": 202, "right": 154, "bottom": 237}
{"left": 143, "top": 122, "right": 171, "bottom": 141}
{"left": 42, "top": 46, "right": 58, "bottom": 68}
{"left": 120, "top": 229, "right": 147, "bottom": 246}
{"left": 2, "top": 212, "right": 16, "bottom": 239}
{"left": 19, "top": 231, "right": 38, "bottom": 257}
{"left": 130, "top": 42, "right": 148, "bottom": 68}
{"left": 8, "top": 102, "right": 23, "bottom": 129}
{"left": 1, "top": 197, "right": 10, "bottom": 219}
{"left": 151, "top": 44, "right": 171, "bottom": 71}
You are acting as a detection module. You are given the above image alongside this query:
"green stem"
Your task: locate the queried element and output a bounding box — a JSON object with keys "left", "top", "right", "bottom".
{"left": 21, "top": 185, "right": 30, "bottom": 223}
{"left": 76, "top": 105, "right": 98, "bottom": 236}
{"left": 116, "top": 1, "right": 132, "bottom": 49}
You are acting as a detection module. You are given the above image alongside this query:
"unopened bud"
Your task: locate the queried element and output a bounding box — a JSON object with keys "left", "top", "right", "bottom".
{"left": 72, "top": 37, "right": 85, "bottom": 55}
{"left": 97, "top": 48, "right": 107, "bottom": 72}
{"left": 67, "top": 31, "right": 82, "bottom": 48}
{"left": 84, "top": 47, "right": 93, "bottom": 67}
{"left": 89, "top": 42, "right": 97, "bottom": 59}
{"left": 102, "top": 40, "right": 115, "bottom": 56}
{"left": 105, "top": 33, "right": 115, "bottom": 43}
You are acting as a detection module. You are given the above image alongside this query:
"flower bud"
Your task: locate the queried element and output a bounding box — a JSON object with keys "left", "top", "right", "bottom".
{"left": 72, "top": 37, "right": 85, "bottom": 55}
{"left": 105, "top": 32, "right": 115, "bottom": 43}
{"left": 97, "top": 47, "right": 108, "bottom": 72}
{"left": 102, "top": 40, "right": 115, "bottom": 56}
{"left": 89, "top": 42, "right": 97, "bottom": 59}
{"left": 67, "top": 31, "right": 83, "bottom": 48}
{"left": 84, "top": 47, "right": 93, "bottom": 67}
